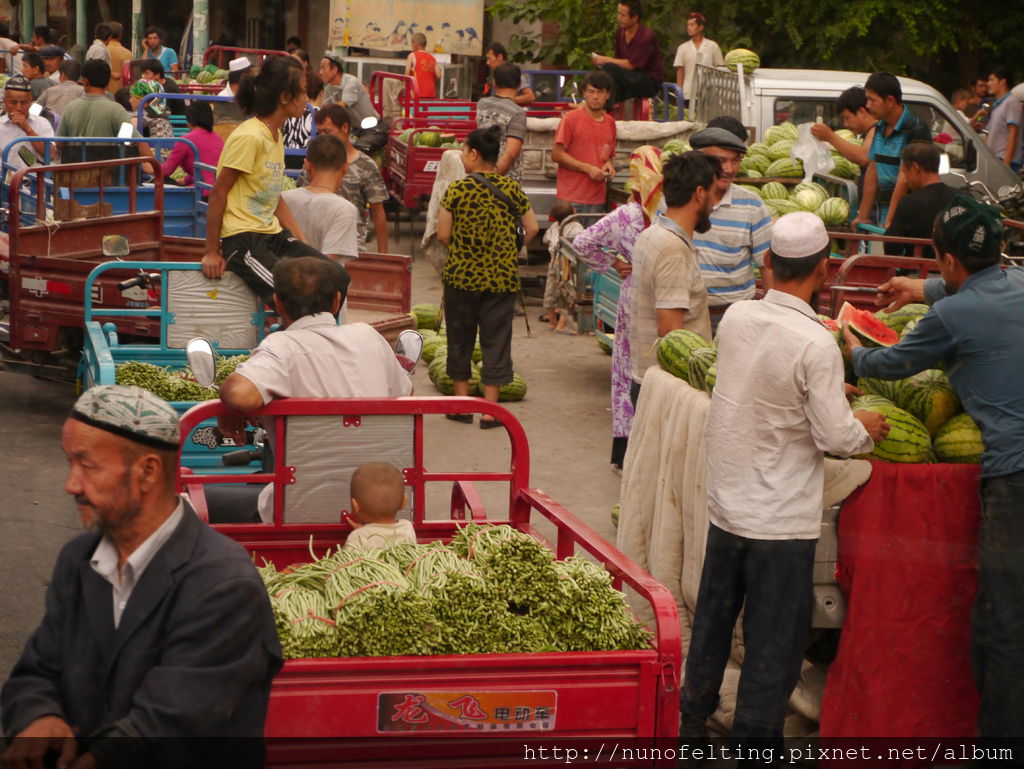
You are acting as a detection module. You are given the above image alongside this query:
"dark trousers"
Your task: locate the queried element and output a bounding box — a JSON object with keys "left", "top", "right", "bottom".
{"left": 443, "top": 285, "right": 516, "bottom": 386}
{"left": 222, "top": 228, "right": 349, "bottom": 302}
{"left": 680, "top": 524, "right": 816, "bottom": 738}
{"left": 600, "top": 63, "right": 659, "bottom": 109}
{"left": 972, "top": 469, "right": 1024, "bottom": 740}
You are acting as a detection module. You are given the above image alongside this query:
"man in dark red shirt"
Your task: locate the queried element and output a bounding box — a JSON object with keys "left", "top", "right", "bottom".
{"left": 591, "top": 0, "right": 664, "bottom": 110}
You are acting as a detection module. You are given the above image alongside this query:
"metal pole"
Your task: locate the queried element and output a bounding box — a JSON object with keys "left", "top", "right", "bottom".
{"left": 192, "top": 0, "right": 208, "bottom": 68}
{"left": 22, "top": 0, "right": 35, "bottom": 42}
{"left": 76, "top": 0, "right": 87, "bottom": 51}
{"left": 131, "top": 0, "right": 144, "bottom": 57}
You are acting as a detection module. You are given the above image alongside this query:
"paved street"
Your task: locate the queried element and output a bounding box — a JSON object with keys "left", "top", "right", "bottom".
{"left": 0, "top": 235, "right": 624, "bottom": 694}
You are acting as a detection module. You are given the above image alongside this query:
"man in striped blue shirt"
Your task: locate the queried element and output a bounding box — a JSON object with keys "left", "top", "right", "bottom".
{"left": 689, "top": 126, "right": 773, "bottom": 329}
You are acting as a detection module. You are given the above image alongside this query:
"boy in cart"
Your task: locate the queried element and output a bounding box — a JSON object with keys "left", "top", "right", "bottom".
{"left": 343, "top": 463, "right": 417, "bottom": 550}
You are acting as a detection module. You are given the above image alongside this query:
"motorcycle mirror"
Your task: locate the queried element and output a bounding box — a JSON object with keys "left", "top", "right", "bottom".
{"left": 360, "top": 116, "right": 379, "bottom": 130}
{"left": 101, "top": 235, "right": 130, "bottom": 258}
{"left": 938, "top": 153, "right": 951, "bottom": 176}
{"left": 185, "top": 337, "right": 217, "bottom": 388}
{"left": 395, "top": 329, "right": 423, "bottom": 375}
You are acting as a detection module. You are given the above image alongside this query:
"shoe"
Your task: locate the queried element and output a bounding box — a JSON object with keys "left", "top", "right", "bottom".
{"left": 539, "top": 313, "right": 550, "bottom": 322}
{"left": 446, "top": 413, "right": 473, "bottom": 424}
{"left": 679, "top": 714, "right": 710, "bottom": 743}
{"left": 610, "top": 463, "right": 622, "bottom": 476}
{"left": 479, "top": 418, "right": 502, "bottom": 430}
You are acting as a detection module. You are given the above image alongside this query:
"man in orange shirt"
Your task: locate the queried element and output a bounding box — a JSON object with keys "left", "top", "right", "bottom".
{"left": 551, "top": 70, "right": 617, "bottom": 213}
{"left": 106, "top": 21, "right": 133, "bottom": 95}
{"left": 404, "top": 32, "right": 439, "bottom": 98}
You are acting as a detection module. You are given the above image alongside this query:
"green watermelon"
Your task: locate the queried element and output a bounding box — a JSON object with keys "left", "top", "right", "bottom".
{"left": 767, "top": 198, "right": 802, "bottom": 216}
{"left": 661, "top": 139, "right": 691, "bottom": 157}
{"left": 703, "top": 362, "right": 717, "bottom": 394}
{"left": 611, "top": 502, "right": 621, "bottom": 528}
{"left": 657, "top": 329, "right": 712, "bottom": 381}
{"left": 724, "top": 48, "right": 760, "bottom": 74}
{"left": 835, "top": 129, "right": 856, "bottom": 141}
{"left": 900, "top": 317, "right": 920, "bottom": 339}
{"left": 837, "top": 302, "right": 899, "bottom": 347}
{"left": 792, "top": 187, "right": 828, "bottom": 212}
{"left": 761, "top": 181, "right": 790, "bottom": 201}
{"left": 764, "top": 158, "right": 803, "bottom": 178}
{"left": 747, "top": 142, "right": 770, "bottom": 157}
{"left": 498, "top": 373, "right": 528, "bottom": 402}
{"left": 687, "top": 347, "right": 717, "bottom": 392}
{"left": 793, "top": 181, "right": 828, "bottom": 199}
{"left": 412, "top": 303, "right": 442, "bottom": 330}
{"left": 767, "top": 139, "right": 795, "bottom": 161}
{"left": 816, "top": 197, "right": 850, "bottom": 227}
{"left": 422, "top": 335, "right": 447, "bottom": 364}
{"left": 416, "top": 131, "right": 443, "bottom": 148}
{"left": 743, "top": 168, "right": 763, "bottom": 179}
{"left": 896, "top": 369, "right": 961, "bottom": 437}
{"left": 741, "top": 153, "right": 769, "bottom": 175}
{"left": 854, "top": 402, "right": 932, "bottom": 464}
{"left": 851, "top": 393, "right": 896, "bottom": 411}
{"left": 398, "top": 128, "right": 414, "bottom": 144}
{"left": 933, "top": 412, "right": 983, "bottom": 464}
{"left": 857, "top": 376, "right": 903, "bottom": 403}
{"left": 596, "top": 335, "right": 613, "bottom": 354}
{"left": 431, "top": 359, "right": 480, "bottom": 395}
{"left": 876, "top": 303, "right": 929, "bottom": 335}
{"left": 765, "top": 123, "right": 799, "bottom": 145}
{"left": 832, "top": 157, "right": 861, "bottom": 179}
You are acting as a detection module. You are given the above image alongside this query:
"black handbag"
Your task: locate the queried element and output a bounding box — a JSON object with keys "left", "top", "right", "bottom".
{"left": 469, "top": 173, "right": 526, "bottom": 252}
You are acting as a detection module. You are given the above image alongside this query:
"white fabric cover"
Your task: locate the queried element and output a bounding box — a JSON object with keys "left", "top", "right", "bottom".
{"left": 166, "top": 269, "right": 260, "bottom": 350}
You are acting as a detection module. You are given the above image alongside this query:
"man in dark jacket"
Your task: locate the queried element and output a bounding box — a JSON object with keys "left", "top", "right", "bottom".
{"left": 590, "top": 0, "right": 664, "bottom": 110}
{"left": 1, "top": 385, "right": 282, "bottom": 769}
{"left": 884, "top": 142, "right": 958, "bottom": 257}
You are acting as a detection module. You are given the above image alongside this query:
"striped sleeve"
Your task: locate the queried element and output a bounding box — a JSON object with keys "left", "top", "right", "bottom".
{"left": 750, "top": 202, "right": 773, "bottom": 267}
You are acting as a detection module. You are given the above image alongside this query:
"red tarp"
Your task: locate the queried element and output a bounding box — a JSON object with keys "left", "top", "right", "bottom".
{"left": 821, "top": 461, "right": 981, "bottom": 748}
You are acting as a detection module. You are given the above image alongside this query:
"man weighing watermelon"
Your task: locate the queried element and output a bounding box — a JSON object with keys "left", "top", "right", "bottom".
{"left": 844, "top": 194, "right": 1024, "bottom": 747}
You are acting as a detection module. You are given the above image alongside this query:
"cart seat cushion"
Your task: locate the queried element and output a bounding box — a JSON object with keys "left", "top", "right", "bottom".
{"left": 166, "top": 269, "right": 261, "bottom": 350}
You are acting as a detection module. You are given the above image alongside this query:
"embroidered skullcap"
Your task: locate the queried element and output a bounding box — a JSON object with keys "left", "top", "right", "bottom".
{"left": 771, "top": 211, "right": 830, "bottom": 258}
{"left": 4, "top": 75, "right": 33, "bottom": 92}
{"left": 70, "top": 385, "right": 180, "bottom": 450}
{"left": 229, "top": 57, "right": 253, "bottom": 73}
{"left": 937, "top": 193, "right": 1003, "bottom": 260}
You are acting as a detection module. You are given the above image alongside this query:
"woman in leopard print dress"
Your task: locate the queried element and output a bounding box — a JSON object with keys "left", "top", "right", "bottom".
{"left": 437, "top": 126, "right": 539, "bottom": 427}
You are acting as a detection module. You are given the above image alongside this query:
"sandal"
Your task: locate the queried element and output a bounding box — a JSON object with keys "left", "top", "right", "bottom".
{"left": 446, "top": 413, "right": 474, "bottom": 424}
{"left": 479, "top": 417, "right": 502, "bottom": 430}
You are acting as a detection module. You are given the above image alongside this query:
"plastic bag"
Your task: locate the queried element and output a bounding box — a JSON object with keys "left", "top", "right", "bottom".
{"left": 792, "top": 122, "right": 834, "bottom": 183}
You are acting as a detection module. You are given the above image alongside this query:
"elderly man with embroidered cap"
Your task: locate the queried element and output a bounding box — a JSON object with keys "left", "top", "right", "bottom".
{"left": 846, "top": 194, "right": 1024, "bottom": 744}
{"left": 688, "top": 125, "right": 772, "bottom": 330}
{"left": 0, "top": 73, "right": 54, "bottom": 169}
{"left": 1, "top": 385, "right": 282, "bottom": 769}
{"left": 679, "top": 212, "right": 889, "bottom": 744}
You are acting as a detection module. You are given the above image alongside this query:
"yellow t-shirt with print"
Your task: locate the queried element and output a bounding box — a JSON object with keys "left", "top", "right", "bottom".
{"left": 218, "top": 117, "right": 285, "bottom": 238}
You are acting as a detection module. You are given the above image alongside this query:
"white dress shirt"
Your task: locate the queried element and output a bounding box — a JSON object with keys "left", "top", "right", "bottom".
{"left": 0, "top": 112, "right": 55, "bottom": 169}
{"left": 90, "top": 499, "right": 185, "bottom": 627}
{"left": 707, "top": 290, "right": 873, "bottom": 540}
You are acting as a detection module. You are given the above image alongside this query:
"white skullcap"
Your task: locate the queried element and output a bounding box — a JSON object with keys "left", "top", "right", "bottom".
{"left": 229, "top": 57, "right": 253, "bottom": 73}
{"left": 771, "top": 211, "right": 829, "bottom": 258}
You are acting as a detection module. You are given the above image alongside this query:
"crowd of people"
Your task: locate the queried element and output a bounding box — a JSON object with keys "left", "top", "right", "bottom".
{"left": 0, "top": 11, "right": 1021, "bottom": 763}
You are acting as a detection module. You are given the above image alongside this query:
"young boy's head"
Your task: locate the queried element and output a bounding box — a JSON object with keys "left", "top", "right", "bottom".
{"left": 304, "top": 134, "right": 348, "bottom": 180}
{"left": 411, "top": 32, "right": 427, "bottom": 50}
{"left": 550, "top": 199, "right": 576, "bottom": 224}
{"left": 350, "top": 462, "right": 406, "bottom": 525}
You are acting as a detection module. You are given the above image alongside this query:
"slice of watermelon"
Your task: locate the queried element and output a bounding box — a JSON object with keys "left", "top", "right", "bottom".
{"left": 837, "top": 301, "right": 899, "bottom": 347}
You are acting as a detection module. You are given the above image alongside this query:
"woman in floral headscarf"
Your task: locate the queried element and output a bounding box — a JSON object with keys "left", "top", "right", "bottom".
{"left": 572, "top": 145, "right": 663, "bottom": 472}
{"left": 129, "top": 78, "right": 172, "bottom": 138}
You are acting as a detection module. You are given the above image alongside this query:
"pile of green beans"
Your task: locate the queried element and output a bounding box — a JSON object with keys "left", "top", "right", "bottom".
{"left": 114, "top": 361, "right": 217, "bottom": 402}
{"left": 258, "top": 526, "right": 652, "bottom": 660}
{"left": 215, "top": 354, "right": 250, "bottom": 385}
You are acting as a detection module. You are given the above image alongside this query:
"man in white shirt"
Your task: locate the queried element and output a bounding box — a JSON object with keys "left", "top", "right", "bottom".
{"left": 672, "top": 12, "right": 724, "bottom": 102}
{"left": 679, "top": 212, "right": 890, "bottom": 743}
{"left": 85, "top": 23, "right": 112, "bottom": 63}
{"left": 629, "top": 151, "right": 717, "bottom": 403}
{"left": 210, "top": 257, "right": 412, "bottom": 524}
{"left": 217, "top": 56, "right": 251, "bottom": 98}
{"left": 0, "top": 74, "right": 54, "bottom": 169}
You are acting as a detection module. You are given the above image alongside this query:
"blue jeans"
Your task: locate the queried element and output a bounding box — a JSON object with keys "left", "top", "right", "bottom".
{"left": 680, "top": 524, "right": 816, "bottom": 738}
{"left": 972, "top": 468, "right": 1024, "bottom": 741}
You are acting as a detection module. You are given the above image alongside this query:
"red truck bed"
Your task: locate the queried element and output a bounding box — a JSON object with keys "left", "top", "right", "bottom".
{"left": 178, "top": 397, "right": 681, "bottom": 767}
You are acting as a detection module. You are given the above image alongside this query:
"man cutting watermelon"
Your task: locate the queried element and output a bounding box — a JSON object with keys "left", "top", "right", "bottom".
{"left": 844, "top": 194, "right": 1024, "bottom": 747}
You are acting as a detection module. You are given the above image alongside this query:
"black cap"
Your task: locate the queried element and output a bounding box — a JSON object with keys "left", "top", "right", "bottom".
{"left": 689, "top": 127, "right": 748, "bottom": 154}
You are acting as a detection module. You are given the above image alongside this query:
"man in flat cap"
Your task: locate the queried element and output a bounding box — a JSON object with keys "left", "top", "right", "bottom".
{"left": 0, "top": 74, "right": 54, "bottom": 169}
{"left": 846, "top": 195, "right": 1024, "bottom": 745}
{"left": 680, "top": 212, "right": 889, "bottom": 743}
{"left": 688, "top": 125, "right": 772, "bottom": 331}
{"left": 319, "top": 50, "right": 380, "bottom": 128}
{"left": 1, "top": 385, "right": 282, "bottom": 769}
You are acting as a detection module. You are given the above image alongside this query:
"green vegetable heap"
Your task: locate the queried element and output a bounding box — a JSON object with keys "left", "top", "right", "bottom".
{"left": 113, "top": 354, "right": 251, "bottom": 402}
{"left": 259, "top": 525, "right": 652, "bottom": 659}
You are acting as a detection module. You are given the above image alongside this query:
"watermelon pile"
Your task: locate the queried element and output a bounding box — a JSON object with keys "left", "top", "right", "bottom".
{"left": 422, "top": 328, "right": 527, "bottom": 401}
{"left": 411, "top": 303, "right": 442, "bottom": 331}
{"left": 822, "top": 303, "right": 985, "bottom": 464}
{"left": 656, "top": 329, "right": 716, "bottom": 396}
{"left": 396, "top": 127, "right": 458, "bottom": 148}
{"left": 661, "top": 139, "right": 692, "bottom": 158}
